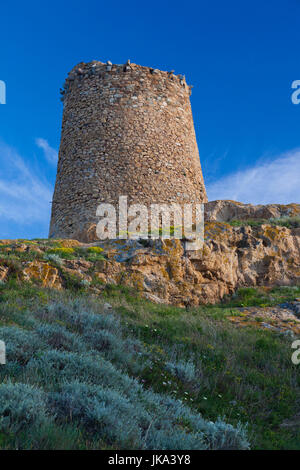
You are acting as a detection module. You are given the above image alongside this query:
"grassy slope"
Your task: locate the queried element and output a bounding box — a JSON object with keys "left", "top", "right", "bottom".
{"left": 105, "top": 285, "right": 300, "bottom": 450}
{"left": 0, "top": 278, "right": 299, "bottom": 449}
{"left": 227, "top": 216, "right": 300, "bottom": 229}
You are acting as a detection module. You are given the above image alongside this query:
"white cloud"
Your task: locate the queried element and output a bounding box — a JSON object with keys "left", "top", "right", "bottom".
{"left": 0, "top": 141, "right": 53, "bottom": 226}
{"left": 206, "top": 149, "right": 300, "bottom": 204}
{"left": 35, "top": 138, "right": 58, "bottom": 165}
{"left": 0, "top": 138, "right": 299, "bottom": 239}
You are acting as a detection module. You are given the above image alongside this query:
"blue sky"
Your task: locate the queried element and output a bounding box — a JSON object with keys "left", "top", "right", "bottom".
{"left": 0, "top": 0, "right": 299, "bottom": 238}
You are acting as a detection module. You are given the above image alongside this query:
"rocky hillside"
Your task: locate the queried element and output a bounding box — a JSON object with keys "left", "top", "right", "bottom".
{"left": 0, "top": 201, "right": 299, "bottom": 450}
{"left": 1, "top": 201, "right": 299, "bottom": 309}
{"left": 0, "top": 271, "right": 299, "bottom": 449}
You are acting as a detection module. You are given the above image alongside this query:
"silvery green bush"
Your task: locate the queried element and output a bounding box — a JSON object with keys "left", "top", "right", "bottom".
{"left": 35, "top": 323, "right": 87, "bottom": 353}
{"left": 43, "top": 253, "right": 64, "bottom": 266}
{"left": 49, "top": 381, "right": 147, "bottom": 448}
{"left": 33, "top": 299, "right": 145, "bottom": 370}
{"left": 0, "top": 326, "right": 46, "bottom": 364}
{"left": 82, "top": 327, "right": 143, "bottom": 368}
{"left": 49, "top": 380, "right": 249, "bottom": 450}
{"left": 26, "top": 350, "right": 138, "bottom": 392}
{"left": 0, "top": 298, "right": 249, "bottom": 450}
{"left": 0, "top": 382, "right": 49, "bottom": 433}
{"left": 165, "top": 359, "right": 197, "bottom": 383}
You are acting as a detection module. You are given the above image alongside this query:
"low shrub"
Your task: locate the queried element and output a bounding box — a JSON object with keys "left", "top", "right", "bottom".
{"left": 229, "top": 216, "right": 300, "bottom": 229}
{"left": 0, "top": 295, "right": 251, "bottom": 450}
{"left": 26, "top": 350, "right": 138, "bottom": 391}
{"left": 35, "top": 323, "right": 87, "bottom": 353}
{"left": 74, "top": 246, "right": 106, "bottom": 262}
{"left": 82, "top": 327, "right": 144, "bottom": 369}
{"left": 165, "top": 359, "right": 197, "bottom": 383}
{"left": 269, "top": 216, "right": 300, "bottom": 229}
{"left": 49, "top": 381, "right": 147, "bottom": 448}
{"left": 0, "top": 382, "right": 49, "bottom": 433}
{"left": 43, "top": 253, "right": 64, "bottom": 267}
{"left": 49, "top": 381, "right": 249, "bottom": 450}
{"left": 86, "top": 247, "right": 104, "bottom": 254}
{"left": 0, "top": 326, "right": 46, "bottom": 364}
{"left": 45, "top": 248, "right": 75, "bottom": 260}
{"left": 229, "top": 219, "right": 266, "bottom": 227}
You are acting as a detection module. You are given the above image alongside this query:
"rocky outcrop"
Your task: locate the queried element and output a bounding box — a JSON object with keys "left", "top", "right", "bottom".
{"left": 228, "top": 305, "right": 300, "bottom": 336}
{"left": 1, "top": 202, "right": 299, "bottom": 306}
{"left": 88, "top": 223, "right": 300, "bottom": 306}
{"left": 0, "top": 265, "right": 9, "bottom": 282}
{"left": 205, "top": 200, "right": 300, "bottom": 222}
{"left": 23, "top": 261, "right": 62, "bottom": 289}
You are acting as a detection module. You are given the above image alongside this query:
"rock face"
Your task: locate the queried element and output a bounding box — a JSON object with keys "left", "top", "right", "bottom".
{"left": 1, "top": 202, "right": 300, "bottom": 307}
{"left": 205, "top": 200, "right": 300, "bottom": 222}
{"left": 228, "top": 305, "right": 300, "bottom": 336}
{"left": 49, "top": 60, "right": 207, "bottom": 242}
{"left": 90, "top": 222, "right": 300, "bottom": 305}
{"left": 23, "top": 261, "right": 62, "bottom": 289}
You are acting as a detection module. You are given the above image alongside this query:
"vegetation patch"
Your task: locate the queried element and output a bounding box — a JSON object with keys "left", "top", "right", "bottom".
{"left": 0, "top": 286, "right": 250, "bottom": 450}
{"left": 0, "top": 242, "right": 299, "bottom": 450}
{"left": 45, "top": 248, "right": 76, "bottom": 260}
{"left": 228, "top": 216, "right": 300, "bottom": 229}
{"left": 223, "top": 286, "right": 300, "bottom": 308}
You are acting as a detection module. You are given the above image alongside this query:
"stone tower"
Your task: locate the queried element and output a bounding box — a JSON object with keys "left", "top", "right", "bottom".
{"left": 49, "top": 60, "right": 207, "bottom": 242}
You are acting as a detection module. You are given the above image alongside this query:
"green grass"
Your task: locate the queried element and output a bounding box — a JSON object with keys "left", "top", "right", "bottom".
{"left": 45, "top": 247, "right": 76, "bottom": 260}
{"left": 0, "top": 281, "right": 299, "bottom": 449}
{"left": 0, "top": 242, "right": 107, "bottom": 264}
{"left": 0, "top": 283, "right": 250, "bottom": 450}
{"left": 222, "top": 286, "right": 300, "bottom": 308}
{"left": 105, "top": 289, "right": 300, "bottom": 450}
{"left": 228, "top": 216, "right": 300, "bottom": 229}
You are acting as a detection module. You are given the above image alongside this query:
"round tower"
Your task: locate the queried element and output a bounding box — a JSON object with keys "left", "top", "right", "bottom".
{"left": 49, "top": 60, "right": 207, "bottom": 241}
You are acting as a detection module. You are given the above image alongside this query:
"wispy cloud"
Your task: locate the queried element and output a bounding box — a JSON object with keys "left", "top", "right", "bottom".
{"left": 1, "top": 138, "right": 299, "bottom": 239}
{"left": 35, "top": 138, "right": 58, "bottom": 165}
{"left": 206, "top": 149, "right": 300, "bottom": 204}
{"left": 0, "top": 141, "right": 53, "bottom": 230}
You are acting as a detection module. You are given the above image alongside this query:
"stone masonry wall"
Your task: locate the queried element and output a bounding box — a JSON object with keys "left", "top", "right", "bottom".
{"left": 49, "top": 60, "right": 207, "bottom": 242}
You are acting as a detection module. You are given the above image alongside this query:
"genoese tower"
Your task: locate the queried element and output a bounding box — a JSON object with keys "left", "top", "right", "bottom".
{"left": 49, "top": 60, "right": 207, "bottom": 241}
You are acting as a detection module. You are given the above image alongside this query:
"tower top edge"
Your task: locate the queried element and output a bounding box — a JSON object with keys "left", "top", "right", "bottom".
{"left": 64, "top": 60, "right": 192, "bottom": 91}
